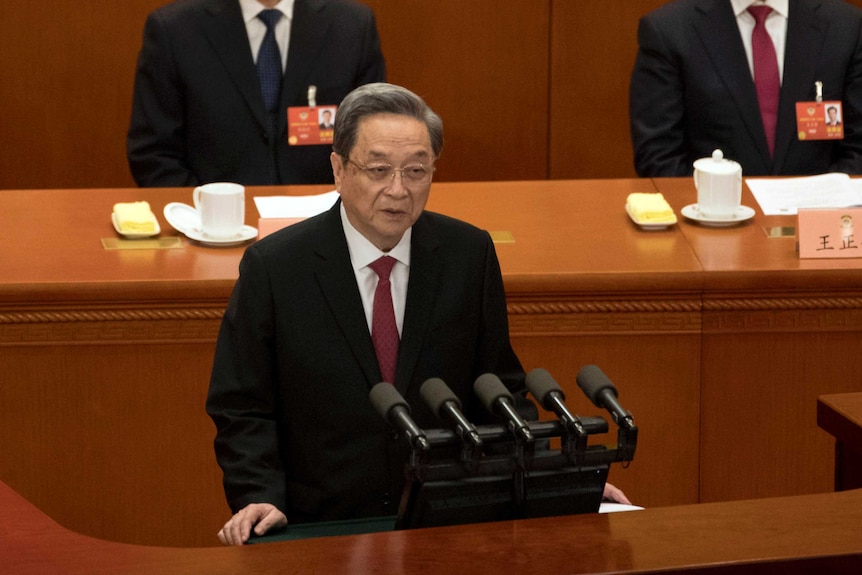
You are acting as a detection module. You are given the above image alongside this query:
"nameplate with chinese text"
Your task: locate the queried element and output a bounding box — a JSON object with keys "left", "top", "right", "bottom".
{"left": 798, "top": 207, "right": 862, "bottom": 258}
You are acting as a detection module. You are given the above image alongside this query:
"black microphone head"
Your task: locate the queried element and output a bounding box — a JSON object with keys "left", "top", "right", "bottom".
{"left": 420, "top": 378, "right": 461, "bottom": 419}
{"left": 369, "top": 382, "right": 409, "bottom": 421}
{"left": 473, "top": 373, "right": 513, "bottom": 414}
{"left": 525, "top": 368, "right": 565, "bottom": 410}
{"left": 576, "top": 365, "right": 618, "bottom": 407}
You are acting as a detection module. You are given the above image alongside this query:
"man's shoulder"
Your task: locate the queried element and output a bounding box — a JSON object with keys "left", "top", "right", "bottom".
{"left": 641, "top": 0, "right": 712, "bottom": 22}
{"left": 417, "top": 211, "right": 489, "bottom": 244}
{"left": 813, "top": 0, "right": 862, "bottom": 19}
{"left": 254, "top": 209, "right": 333, "bottom": 252}
{"left": 302, "top": 0, "right": 376, "bottom": 17}
{"left": 148, "top": 0, "right": 225, "bottom": 20}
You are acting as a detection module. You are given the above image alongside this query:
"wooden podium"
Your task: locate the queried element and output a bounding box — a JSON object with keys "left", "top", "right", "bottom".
{"left": 1, "top": 179, "right": 861, "bottom": 547}
{"left": 3, "top": 478, "right": 861, "bottom": 574}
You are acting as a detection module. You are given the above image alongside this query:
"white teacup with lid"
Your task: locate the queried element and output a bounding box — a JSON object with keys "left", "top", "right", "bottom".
{"left": 193, "top": 182, "right": 245, "bottom": 239}
{"left": 693, "top": 149, "right": 742, "bottom": 219}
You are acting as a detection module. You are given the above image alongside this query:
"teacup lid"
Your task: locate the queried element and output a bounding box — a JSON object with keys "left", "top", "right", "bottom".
{"left": 693, "top": 149, "right": 741, "bottom": 174}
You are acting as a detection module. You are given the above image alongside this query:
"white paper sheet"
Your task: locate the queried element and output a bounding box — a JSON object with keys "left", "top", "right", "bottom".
{"left": 746, "top": 173, "right": 862, "bottom": 215}
{"left": 598, "top": 503, "right": 645, "bottom": 513}
{"left": 254, "top": 190, "right": 340, "bottom": 218}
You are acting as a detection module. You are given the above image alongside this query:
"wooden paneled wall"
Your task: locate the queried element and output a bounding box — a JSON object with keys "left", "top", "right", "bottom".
{"left": 5, "top": 0, "right": 862, "bottom": 189}
{"left": 13, "top": 0, "right": 847, "bottom": 189}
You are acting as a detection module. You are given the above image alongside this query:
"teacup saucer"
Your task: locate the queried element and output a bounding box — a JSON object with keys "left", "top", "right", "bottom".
{"left": 184, "top": 225, "right": 258, "bottom": 246}
{"left": 681, "top": 204, "right": 755, "bottom": 227}
{"left": 163, "top": 202, "right": 257, "bottom": 246}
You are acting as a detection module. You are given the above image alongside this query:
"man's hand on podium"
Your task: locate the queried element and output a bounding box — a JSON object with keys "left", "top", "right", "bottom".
{"left": 603, "top": 483, "right": 632, "bottom": 505}
{"left": 217, "top": 503, "right": 288, "bottom": 546}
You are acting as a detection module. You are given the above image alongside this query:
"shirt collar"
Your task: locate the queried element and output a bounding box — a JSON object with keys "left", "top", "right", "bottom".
{"left": 731, "top": 0, "right": 789, "bottom": 18}
{"left": 239, "top": 0, "right": 296, "bottom": 24}
{"left": 340, "top": 202, "right": 412, "bottom": 271}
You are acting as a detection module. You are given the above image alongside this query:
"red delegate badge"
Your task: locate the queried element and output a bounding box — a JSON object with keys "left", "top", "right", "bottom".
{"left": 287, "top": 105, "right": 337, "bottom": 146}
{"left": 796, "top": 100, "right": 844, "bottom": 141}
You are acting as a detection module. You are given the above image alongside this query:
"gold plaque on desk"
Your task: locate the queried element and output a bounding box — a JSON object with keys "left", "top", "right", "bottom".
{"left": 101, "top": 237, "right": 185, "bottom": 250}
{"left": 764, "top": 226, "right": 796, "bottom": 238}
{"left": 490, "top": 231, "right": 515, "bottom": 243}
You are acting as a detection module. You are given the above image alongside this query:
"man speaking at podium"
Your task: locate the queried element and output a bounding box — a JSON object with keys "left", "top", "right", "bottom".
{"left": 206, "top": 83, "right": 628, "bottom": 545}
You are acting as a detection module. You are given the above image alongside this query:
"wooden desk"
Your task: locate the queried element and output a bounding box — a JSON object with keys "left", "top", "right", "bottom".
{"left": 1, "top": 180, "right": 860, "bottom": 547}
{"left": 3, "top": 479, "right": 861, "bottom": 575}
{"left": 653, "top": 178, "right": 862, "bottom": 503}
{"left": 818, "top": 393, "right": 862, "bottom": 491}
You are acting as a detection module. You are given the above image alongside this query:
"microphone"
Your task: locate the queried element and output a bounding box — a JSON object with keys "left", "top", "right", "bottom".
{"left": 473, "top": 373, "right": 533, "bottom": 442}
{"left": 420, "top": 378, "right": 482, "bottom": 448}
{"left": 525, "top": 368, "right": 586, "bottom": 437}
{"left": 369, "top": 383, "right": 430, "bottom": 451}
{"left": 576, "top": 365, "right": 635, "bottom": 431}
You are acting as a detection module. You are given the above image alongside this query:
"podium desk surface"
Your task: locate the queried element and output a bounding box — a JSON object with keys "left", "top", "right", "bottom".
{"left": 0, "top": 179, "right": 702, "bottom": 302}
{"left": 3, "top": 479, "right": 861, "bottom": 575}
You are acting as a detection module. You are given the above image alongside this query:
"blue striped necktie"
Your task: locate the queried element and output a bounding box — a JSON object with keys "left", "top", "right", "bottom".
{"left": 256, "top": 9, "right": 283, "bottom": 113}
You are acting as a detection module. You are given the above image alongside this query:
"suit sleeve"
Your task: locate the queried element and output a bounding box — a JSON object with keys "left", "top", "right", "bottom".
{"left": 629, "top": 15, "right": 691, "bottom": 177}
{"left": 834, "top": 15, "right": 862, "bottom": 174}
{"left": 355, "top": 9, "right": 386, "bottom": 85}
{"left": 127, "top": 12, "right": 199, "bottom": 188}
{"left": 206, "top": 246, "right": 286, "bottom": 513}
{"left": 478, "top": 232, "right": 525, "bottom": 396}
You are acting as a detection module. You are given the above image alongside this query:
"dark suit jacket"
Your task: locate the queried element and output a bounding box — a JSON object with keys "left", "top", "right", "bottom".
{"left": 127, "top": 0, "right": 385, "bottom": 187}
{"left": 630, "top": 0, "right": 862, "bottom": 176}
{"left": 206, "top": 200, "right": 525, "bottom": 523}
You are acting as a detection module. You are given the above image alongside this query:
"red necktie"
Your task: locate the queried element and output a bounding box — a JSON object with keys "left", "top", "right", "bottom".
{"left": 748, "top": 6, "right": 780, "bottom": 156}
{"left": 369, "top": 256, "right": 399, "bottom": 384}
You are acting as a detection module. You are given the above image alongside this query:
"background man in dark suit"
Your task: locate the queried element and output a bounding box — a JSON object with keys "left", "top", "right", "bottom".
{"left": 127, "top": 0, "right": 385, "bottom": 187}
{"left": 629, "top": 0, "right": 862, "bottom": 177}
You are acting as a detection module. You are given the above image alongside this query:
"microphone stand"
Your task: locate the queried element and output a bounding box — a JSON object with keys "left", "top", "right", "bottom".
{"left": 394, "top": 414, "right": 636, "bottom": 529}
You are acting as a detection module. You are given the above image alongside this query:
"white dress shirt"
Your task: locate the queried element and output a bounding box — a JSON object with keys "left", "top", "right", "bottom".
{"left": 731, "top": 0, "right": 789, "bottom": 83}
{"left": 239, "top": 0, "right": 295, "bottom": 71}
{"left": 341, "top": 203, "right": 411, "bottom": 337}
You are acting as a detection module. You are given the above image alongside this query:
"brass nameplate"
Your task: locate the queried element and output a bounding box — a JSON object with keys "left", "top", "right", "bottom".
{"left": 764, "top": 226, "right": 796, "bottom": 238}
{"left": 490, "top": 231, "right": 515, "bottom": 244}
{"left": 101, "top": 237, "right": 185, "bottom": 250}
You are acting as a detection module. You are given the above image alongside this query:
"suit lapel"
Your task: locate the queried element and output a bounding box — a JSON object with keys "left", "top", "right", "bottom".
{"left": 313, "top": 205, "right": 443, "bottom": 394}
{"left": 314, "top": 201, "right": 383, "bottom": 389}
{"left": 774, "top": 0, "right": 828, "bottom": 172}
{"left": 394, "top": 214, "right": 441, "bottom": 397}
{"left": 693, "top": 0, "right": 773, "bottom": 168}
{"left": 201, "top": 0, "right": 269, "bottom": 131}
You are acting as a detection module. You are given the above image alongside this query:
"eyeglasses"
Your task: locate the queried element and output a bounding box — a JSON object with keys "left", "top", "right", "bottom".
{"left": 346, "top": 158, "right": 435, "bottom": 184}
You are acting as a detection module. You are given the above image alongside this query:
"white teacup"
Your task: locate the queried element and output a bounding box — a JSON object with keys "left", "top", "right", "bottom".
{"left": 693, "top": 149, "right": 742, "bottom": 219}
{"left": 193, "top": 182, "right": 245, "bottom": 239}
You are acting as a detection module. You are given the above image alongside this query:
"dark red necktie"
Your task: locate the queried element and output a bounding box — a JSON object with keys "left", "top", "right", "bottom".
{"left": 369, "top": 256, "right": 399, "bottom": 384}
{"left": 748, "top": 6, "right": 780, "bottom": 156}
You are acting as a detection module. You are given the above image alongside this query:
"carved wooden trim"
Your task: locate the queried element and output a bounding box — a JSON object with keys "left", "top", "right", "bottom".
{"left": 704, "top": 297, "right": 862, "bottom": 312}
{"left": 507, "top": 299, "right": 702, "bottom": 315}
{"left": 0, "top": 320, "right": 222, "bottom": 345}
{"left": 5, "top": 295, "right": 858, "bottom": 342}
{"left": 507, "top": 298, "right": 702, "bottom": 335}
{"left": 703, "top": 297, "right": 862, "bottom": 333}
{"left": 0, "top": 308, "right": 225, "bottom": 345}
{"left": 0, "top": 308, "right": 225, "bottom": 324}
